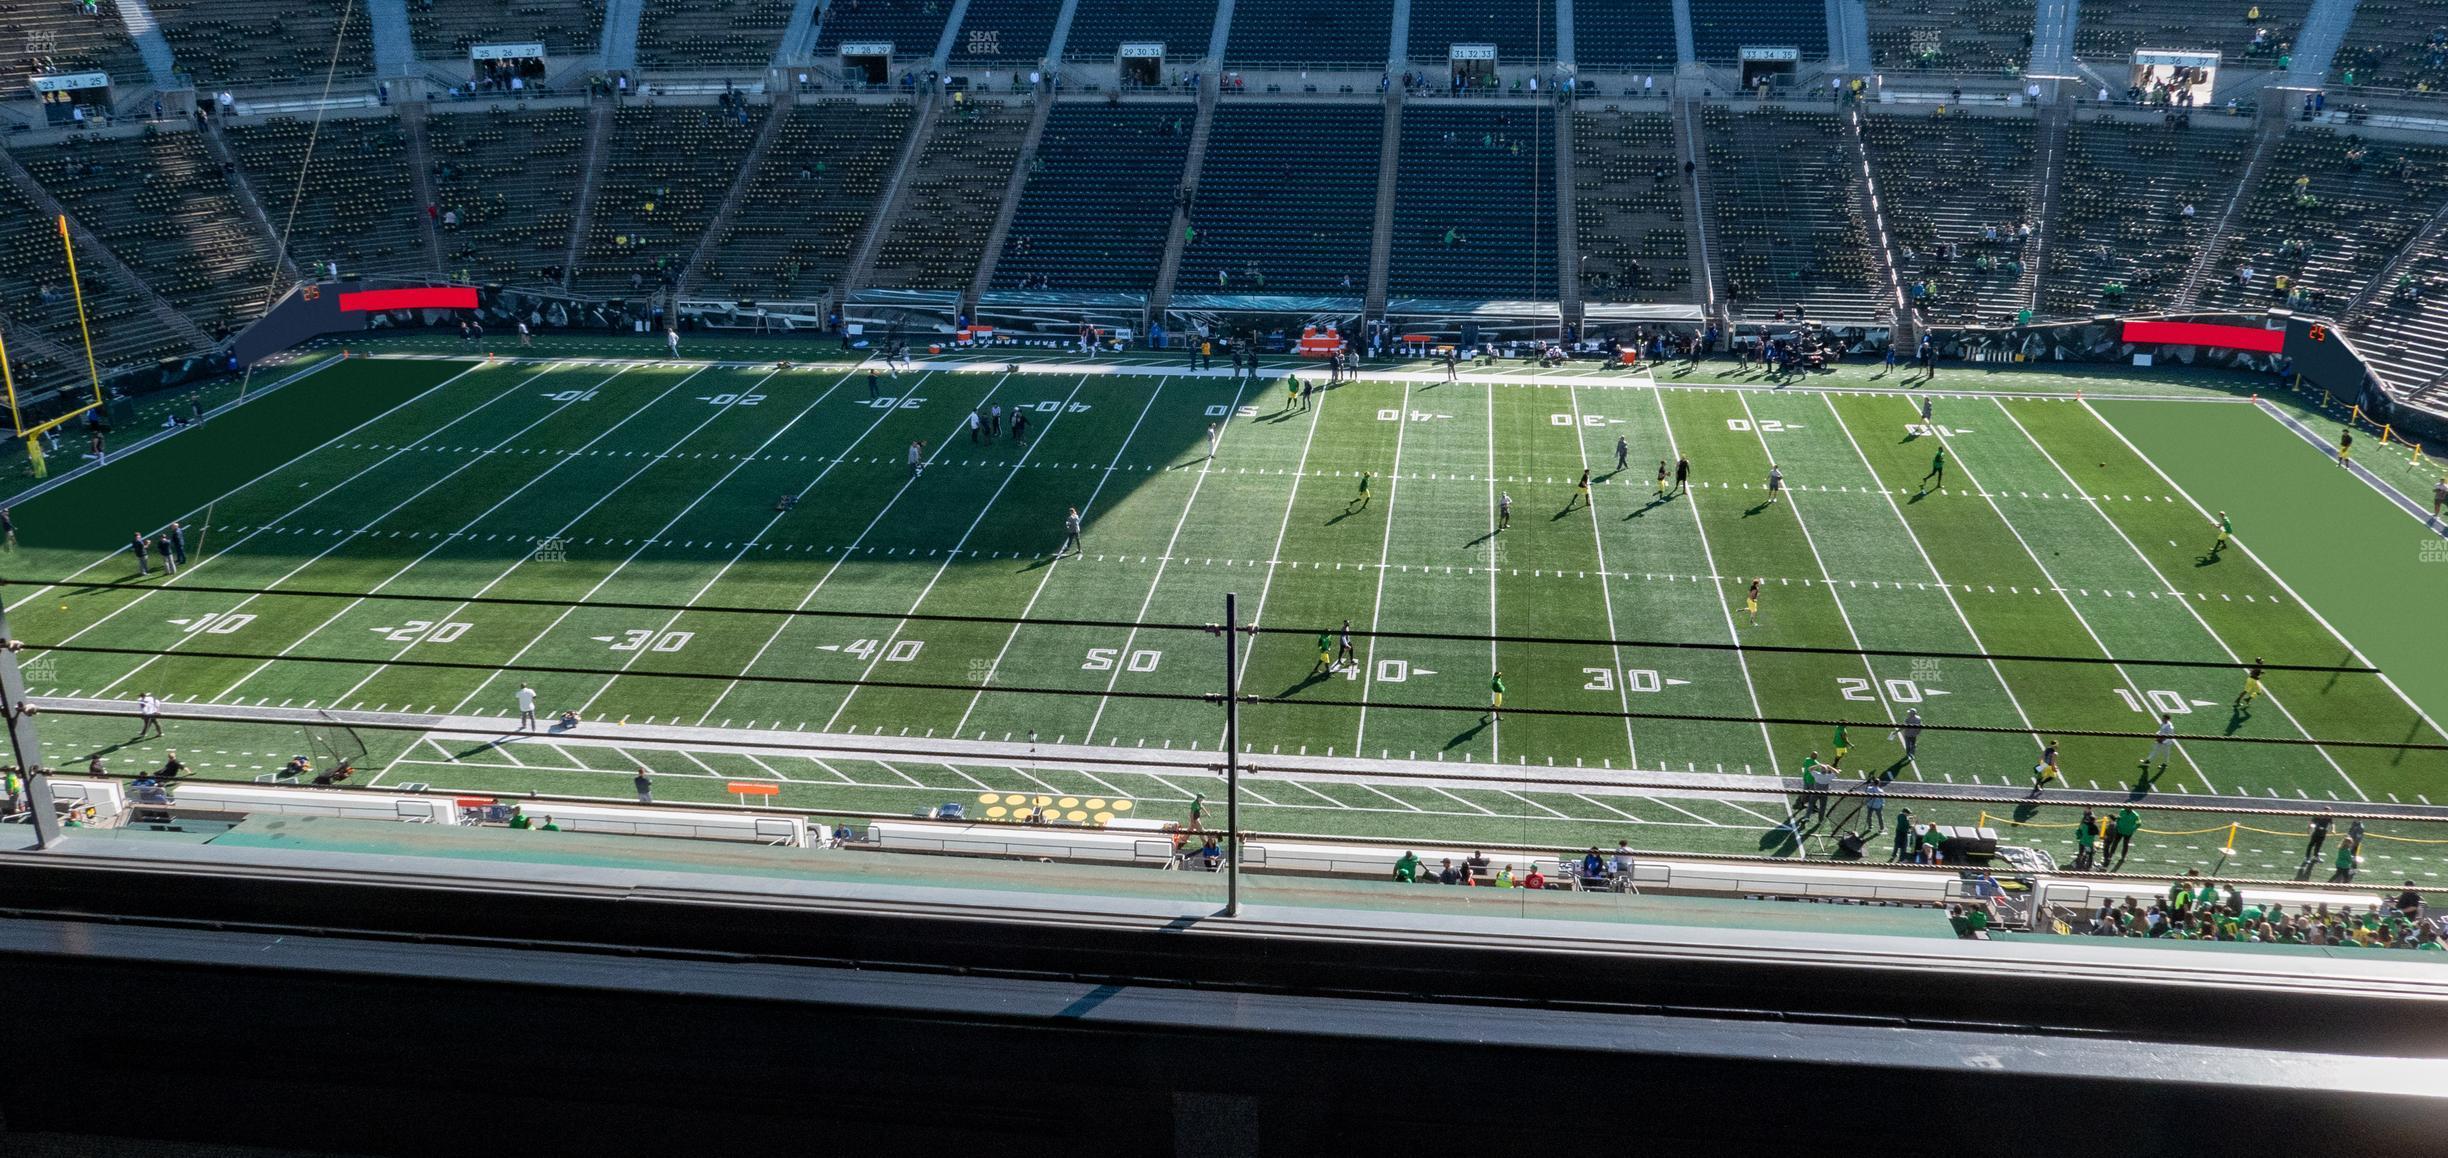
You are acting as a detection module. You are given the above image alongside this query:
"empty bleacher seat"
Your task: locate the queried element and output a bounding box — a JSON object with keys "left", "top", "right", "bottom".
{"left": 1225, "top": 0, "right": 1391, "bottom": 68}
{"left": 578, "top": 103, "right": 773, "bottom": 294}
{"left": 0, "top": 0, "right": 146, "bottom": 97}
{"left": 993, "top": 101, "right": 1193, "bottom": 292}
{"left": 946, "top": 0, "right": 1059, "bottom": 66}
{"left": 1573, "top": 109, "right": 1687, "bottom": 302}
{"left": 1865, "top": 0, "right": 2033, "bottom": 72}
{"left": 1700, "top": 105, "right": 1879, "bottom": 321}
{"left": 2039, "top": 116, "right": 2247, "bottom": 316}
{"left": 23, "top": 132, "right": 278, "bottom": 335}
{"left": 1859, "top": 110, "right": 2039, "bottom": 322}
{"left": 636, "top": 0, "right": 789, "bottom": 68}
{"left": 149, "top": 0, "right": 375, "bottom": 88}
{"left": 1389, "top": 104, "right": 1557, "bottom": 299}
{"left": 2332, "top": 0, "right": 2448, "bottom": 88}
{"left": 697, "top": 100, "right": 912, "bottom": 298}
{"left": 427, "top": 105, "right": 587, "bottom": 285}
{"left": 408, "top": 0, "right": 605, "bottom": 59}
{"left": 1182, "top": 103, "right": 1378, "bottom": 294}
{"left": 2195, "top": 129, "right": 2448, "bottom": 315}
{"left": 812, "top": 0, "right": 955, "bottom": 56}
{"left": 1572, "top": 0, "right": 1677, "bottom": 72}
{"left": 869, "top": 101, "right": 1029, "bottom": 288}
{"left": 1061, "top": 0, "right": 1217, "bottom": 61}
{"left": 2074, "top": 0, "right": 2303, "bottom": 67}
{"left": 227, "top": 114, "right": 427, "bottom": 281}
{"left": 1688, "top": 0, "right": 1826, "bottom": 65}
{"left": 1404, "top": 0, "right": 1554, "bottom": 65}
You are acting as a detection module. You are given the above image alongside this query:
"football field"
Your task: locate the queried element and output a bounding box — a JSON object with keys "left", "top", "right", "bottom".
{"left": 10, "top": 347, "right": 2448, "bottom": 881}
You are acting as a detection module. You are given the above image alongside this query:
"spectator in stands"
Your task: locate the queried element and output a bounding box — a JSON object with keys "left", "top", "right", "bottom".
{"left": 1466, "top": 850, "right": 1489, "bottom": 880}
{"left": 1580, "top": 847, "right": 1605, "bottom": 881}
{"left": 1393, "top": 850, "right": 1421, "bottom": 882}
{"left": 1522, "top": 865, "right": 1546, "bottom": 891}
{"left": 1610, "top": 842, "right": 1633, "bottom": 877}
{"left": 1437, "top": 858, "right": 1462, "bottom": 885}
{"left": 634, "top": 769, "right": 653, "bottom": 804}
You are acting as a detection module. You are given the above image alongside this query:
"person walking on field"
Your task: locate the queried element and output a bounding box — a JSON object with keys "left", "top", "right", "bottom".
{"left": 1673, "top": 455, "right": 1690, "bottom": 495}
{"left": 516, "top": 683, "right": 538, "bottom": 731}
{"left": 1207, "top": 423, "right": 1219, "bottom": 460}
{"left": 665, "top": 326, "right": 680, "bottom": 357}
{"left": 1615, "top": 434, "right": 1629, "bottom": 472}
{"left": 130, "top": 530, "right": 150, "bottom": 577}
{"left": 1059, "top": 506, "right": 1082, "bottom": 556}
{"left": 136, "top": 692, "right": 164, "bottom": 739}
{"left": 155, "top": 533, "right": 177, "bottom": 574}
{"left": 909, "top": 439, "right": 925, "bottom": 476}
{"left": 168, "top": 521, "right": 187, "bottom": 567}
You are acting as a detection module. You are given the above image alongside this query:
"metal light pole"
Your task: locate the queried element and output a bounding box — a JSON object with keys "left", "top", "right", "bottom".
{"left": 0, "top": 593, "right": 60, "bottom": 847}
{"left": 1222, "top": 590, "right": 1242, "bottom": 917}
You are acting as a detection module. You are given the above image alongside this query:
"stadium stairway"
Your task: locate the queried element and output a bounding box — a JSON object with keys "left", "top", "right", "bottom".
{"left": 1674, "top": 93, "right": 1713, "bottom": 312}
{"left": 678, "top": 90, "right": 800, "bottom": 299}
{"left": 1554, "top": 106, "right": 1581, "bottom": 323}
{"left": 558, "top": 96, "right": 617, "bottom": 291}
{"left": 0, "top": 146, "right": 214, "bottom": 354}
{"left": 838, "top": 89, "right": 946, "bottom": 294}
{"left": 964, "top": 85, "right": 1054, "bottom": 302}
{"left": 2013, "top": 96, "right": 2070, "bottom": 313}
{"left": 863, "top": 97, "right": 1030, "bottom": 290}
{"left": 398, "top": 100, "right": 445, "bottom": 275}
{"left": 2176, "top": 113, "right": 2286, "bottom": 309}
{"left": 1363, "top": 96, "right": 1400, "bottom": 316}
{"left": 601, "top": 0, "right": 642, "bottom": 70}
{"left": 1148, "top": 75, "right": 1220, "bottom": 311}
{"left": 1842, "top": 105, "right": 1904, "bottom": 329}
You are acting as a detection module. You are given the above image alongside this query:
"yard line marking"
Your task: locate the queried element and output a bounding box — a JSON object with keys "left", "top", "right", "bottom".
{"left": 742, "top": 753, "right": 790, "bottom": 780}
{"left": 1352, "top": 383, "right": 1416, "bottom": 754}
{"left": 24, "top": 361, "right": 566, "bottom": 669}
{"left": 2005, "top": 399, "right": 2374, "bottom": 799}
{"left": 871, "top": 760, "right": 927, "bottom": 788}
{"left": 1651, "top": 388, "right": 1779, "bottom": 773}
{"left": 1576, "top": 793, "right": 1643, "bottom": 821}
{"left": 1348, "top": 781, "right": 1419, "bottom": 810}
{"left": 9, "top": 354, "right": 420, "bottom": 607}
{"left": 1642, "top": 794, "right": 1726, "bottom": 826}
{"left": 1820, "top": 392, "right": 2043, "bottom": 752}
{"left": 1714, "top": 796, "right": 1785, "bottom": 826}
{"left": 1567, "top": 383, "right": 1639, "bottom": 766}
{"left": 241, "top": 365, "right": 769, "bottom": 706}
{"left": 1276, "top": 778, "right": 1346, "bottom": 806}
{"left": 1928, "top": 398, "right": 2222, "bottom": 795}
{"left": 86, "top": 365, "right": 657, "bottom": 698}
{"left": 936, "top": 762, "right": 995, "bottom": 791}
{"left": 1484, "top": 382, "right": 1501, "bottom": 760}
{"left": 1497, "top": 788, "right": 1569, "bottom": 818}
{"left": 1427, "top": 785, "right": 1495, "bottom": 813}
{"left": 822, "top": 376, "right": 1092, "bottom": 730}
{"left": 954, "top": 379, "right": 1172, "bottom": 737}
{"left": 1218, "top": 369, "right": 1331, "bottom": 747}
{"left": 676, "top": 749, "right": 724, "bottom": 777}
{"left": 692, "top": 372, "right": 1013, "bottom": 725}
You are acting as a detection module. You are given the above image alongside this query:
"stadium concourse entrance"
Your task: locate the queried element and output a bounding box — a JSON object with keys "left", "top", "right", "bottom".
{"left": 31, "top": 71, "right": 110, "bottom": 125}
{"left": 840, "top": 42, "right": 893, "bottom": 86}
{"left": 2130, "top": 49, "right": 2218, "bottom": 107}
{"left": 469, "top": 43, "right": 547, "bottom": 93}
{"left": 1120, "top": 43, "right": 1164, "bottom": 88}
{"left": 1450, "top": 45, "right": 1495, "bottom": 90}
{"left": 1739, "top": 47, "right": 1799, "bottom": 91}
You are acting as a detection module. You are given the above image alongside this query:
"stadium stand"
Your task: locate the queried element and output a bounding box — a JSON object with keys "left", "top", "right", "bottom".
{"left": 2072, "top": 0, "right": 2304, "bottom": 66}
{"left": 697, "top": 100, "right": 910, "bottom": 298}
{"left": 1688, "top": 0, "right": 1827, "bottom": 65}
{"left": 992, "top": 101, "right": 1193, "bottom": 292}
{"left": 1860, "top": 111, "right": 2039, "bottom": 322}
{"left": 1180, "top": 102, "right": 1379, "bottom": 294}
{"left": 1060, "top": 0, "right": 1216, "bottom": 62}
{"left": 1389, "top": 104, "right": 1557, "bottom": 299}
{"left": 407, "top": 0, "right": 607, "bottom": 59}
{"left": 577, "top": 103, "right": 770, "bottom": 294}
{"left": 0, "top": 0, "right": 147, "bottom": 98}
{"left": 868, "top": 101, "right": 1029, "bottom": 289}
{"left": 1865, "top": 0, "right": 2034, "bottom": 72}
{"left": 2349, "top": 232, "right": 2448, "bottom": 393}
{"left": 1571, "top": 0, "right": 1678, "bottom": 72}
{"left": 0, "top": 178, "right": 182, "bottom": 376}
{"left": 427, "top": 106, "right": 588, "bottom": 286}
{"left": 812, "top": 0, "right": 956, "bottom": 55}
{"left": 1700, "top": 106, "right": 1879, "bottom": 320}
{"left": 1402, "top": 0, "right": 1555, "bottom": 64}
{"left": 2040, "top": 117, "right": 2246, "bottom": 316}
{"left": 2194, "top": 129, "right": 2448, "bottom": 315}
{"left": 147, "top": 0, "right": 376, "bottom": 88}
{"left": 21, "top": 132, "right": 277, "bottom": 335}
{"left": 1572, "top": 109, "right": 1687, "bottom": 302}
{"left": 1225, "top": 0, "right": 1392, "bottom": 68}
{"left": 946, "top": 0, "right": 1059, "bottom": 65}
{"left": 226, "top": 114, "right": 428, "bottom": 280}
{"left": 635, "top": 0, "right": 789, "bottom": 69}
{"left": 2328, "top": 0, "right": 2448, "bottom": 89}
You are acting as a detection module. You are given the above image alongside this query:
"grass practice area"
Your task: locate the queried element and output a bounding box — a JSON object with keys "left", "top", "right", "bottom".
{"left": 10, "top": 341, "right": 2448, "bottom": 884}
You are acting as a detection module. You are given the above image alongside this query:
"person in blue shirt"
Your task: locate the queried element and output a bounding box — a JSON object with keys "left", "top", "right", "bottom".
{"left": 1580, "top": 847, "right": 1606, "bottom": 882}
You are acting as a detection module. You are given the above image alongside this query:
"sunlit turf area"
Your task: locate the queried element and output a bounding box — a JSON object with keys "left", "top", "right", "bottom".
{"left": 9, "top": 348, "right": 2448, "bottom": 883}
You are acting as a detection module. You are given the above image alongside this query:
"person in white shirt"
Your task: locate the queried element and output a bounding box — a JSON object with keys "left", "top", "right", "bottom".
{"left": 137, "top": 692, "right": 164, "bottom": 738}
{"left": 2139, "top": 713, "right": 2178, "bottom": 773}
{"left": 516, "top": 683, "right": 537, "bottom": 731}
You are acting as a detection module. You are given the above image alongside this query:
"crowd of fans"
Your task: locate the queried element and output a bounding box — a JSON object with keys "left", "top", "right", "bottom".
{"left": 2060, "top": 869, "right": 2441, "bottom": 949}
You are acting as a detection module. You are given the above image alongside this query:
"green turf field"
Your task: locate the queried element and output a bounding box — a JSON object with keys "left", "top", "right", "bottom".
{"left": 8, "top": 347, "right": 2448, "bottom": 884}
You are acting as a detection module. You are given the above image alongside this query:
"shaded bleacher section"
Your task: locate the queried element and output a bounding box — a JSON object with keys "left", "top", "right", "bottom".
{"left": 1859, "top": 112, "right": 2038, "bottom": 322}
{"left": 1865, "top": 0, "right": 2032, "bottom": 72}
{"left": 1688, "top": 0, "right": 1826, "bottom": 65}
{"left": 407, "top": 0, "right": 606, "bottom": 59}
{"left": 868, "top": 101, "right": 1028, "bottom": 288}
{"left": 2073, "top": 0, "right": 2303, "bottom": 66}
{"left": 2348, "top": 232, "right": 2448, "bottom": 393}
{"left": 1060, "top": 0, "right": 1215, "bottom": 61}
{"left": 1225, "top": 0, "right": 1390, "bottom": 68}
{"left": 1180, "top": 103, "right": 1378, "bottom": 295}
{"left": 697, "top": 100, "right": 909, "bottom": 298}
{"left": 2329, "top": 0, "right": 2448, "bottom": 89}
{"left": 148, "top": 0, "right": 375, "bottom": 88}
{"left": 2194, "top": 130, "right": 2448, "bottom": 314}
{"left": 812, "top": 0, "right": 954, "bottom": 55}
{"left": 427, "top": 106, "right": 587, "bottom": 285}
{"left": 1403, "top": 0, "right": 1553, "bottom": 64}
{"left": 947, "top": 0, "right": 1058, "bottom": 65}
{"left": 1389, "top": 104, "right": 1556, "bottom": 299}
{"left": 0, "top": 0, "right": 146, "bottom": 97}
{"left": 579, "top": 103, "right": 770, "bottom": 294}
{"left": 227, "top": 115, "right": 426, "bottom": 280}
{"left": 1572, "top": 109, "right": 1686, "bottom": 302}
{"left": 992, "top": 102, "right": 1192, "bottom": 292}
{"left": 22, "top": 132, "right": 276, "bottom": 336}
{"left": 635, "top": 0, "right": 788, "bottom": 68}
{"left": 0, "top": 179, "right": 180, "bottom": 383}
{"left": 1571, "top": 0, "right": 1677, "bottom": 72}
{"left": 2039, "top": 117, "right": 2244, "bottom": 316}
{"left": 1700, "top": 106, "right": 1877, "bottom": 320}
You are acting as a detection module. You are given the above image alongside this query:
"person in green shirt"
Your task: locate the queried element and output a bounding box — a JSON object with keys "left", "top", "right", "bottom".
{"left": 1831, "top": 724, "right": 1849, "bottom": 767}
{"left": 2210, "top": 510, "right": 2231, "bottom": 556}
{"left": 1393, "top": 850, "right": 1421, "bottom": 883}
{"left": 1285, "top": 375, "right": 1301, "bottom": 412}
{"left": 1349, "top": 470, "right": 1374, "bottom": 512}
{"left": 1796, "top": 753, "right": 1826, "bottom": 821}
{"left": 539, "top": 817, "right": 560, "bottom": 832}
{"left": 1920, "top": 446, "right": 1946, "bottom": 493}
{"left": 2105, "top": 806, "right": 2141, "bottom": 869}
{"left": 1485, "top": 671, "right": 1505, "bottom": 723}
{"left": 2332, "top": 839, "right": 2359, "bottom": 883}
{"left": 2074, "top": 807, "right": 2098, "bottom": 869}
{"left": 508, "top": 808, "right": 532, "bottom": 830}
{"left": 1312, "top": 630, "right": 1335, "bottom": 675}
